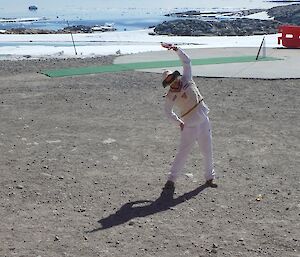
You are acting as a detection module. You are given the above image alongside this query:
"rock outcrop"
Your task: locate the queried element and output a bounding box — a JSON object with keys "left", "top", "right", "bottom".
{"left": 267, "top": 4, "right": 300, "bottom": 25}
{"left": 154, "top": 4, "right": 300, "bottom": 36}
{"left": 154, "top": 18, "right": 281, "bottom": 36}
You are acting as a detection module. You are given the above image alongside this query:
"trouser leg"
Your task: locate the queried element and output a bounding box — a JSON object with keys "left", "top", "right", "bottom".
{"left": 168, "top": 127, "right": 196, "bottom": 182}
{"left": 197, "top": 117, "right": 215, "bottom": 181}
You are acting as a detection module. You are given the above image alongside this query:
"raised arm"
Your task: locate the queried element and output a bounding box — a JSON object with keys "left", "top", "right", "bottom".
{"left": 161, "top": 43, "right": 192, "bottom": 81}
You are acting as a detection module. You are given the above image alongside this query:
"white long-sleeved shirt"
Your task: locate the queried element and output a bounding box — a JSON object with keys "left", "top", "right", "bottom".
{"left": 164, "top": 48, "right": 209, "bottom": 127}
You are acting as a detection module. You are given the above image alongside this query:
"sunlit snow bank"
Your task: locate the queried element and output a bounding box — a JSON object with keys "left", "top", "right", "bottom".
{"left": 0, "top": 28, "right": 279, "bottom": 60}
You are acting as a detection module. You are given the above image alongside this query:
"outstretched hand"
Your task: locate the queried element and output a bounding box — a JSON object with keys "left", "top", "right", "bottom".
{"left": 161, "top": 42, "right": 178, "bottom": 51}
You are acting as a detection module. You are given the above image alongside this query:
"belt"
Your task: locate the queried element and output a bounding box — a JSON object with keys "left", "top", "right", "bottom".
{"left": 181, "top": 98, "right": 204, "bottom": 118}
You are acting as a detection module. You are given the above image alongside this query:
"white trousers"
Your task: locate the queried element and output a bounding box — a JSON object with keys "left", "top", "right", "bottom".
{"left": 168, "top": 115, "right": 215, "bottom": 182}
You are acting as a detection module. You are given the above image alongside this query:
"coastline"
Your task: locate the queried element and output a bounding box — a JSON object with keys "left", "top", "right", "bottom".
{"left": 1, "top": 4, "right": 300, "bottom": 60}
{"left": 0, "top": 7, "right": 272, "bottom": 35}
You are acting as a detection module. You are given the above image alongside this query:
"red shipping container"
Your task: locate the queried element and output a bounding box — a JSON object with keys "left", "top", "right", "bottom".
{"left": 278, "top": 25, "right": 300, "bottom": 48}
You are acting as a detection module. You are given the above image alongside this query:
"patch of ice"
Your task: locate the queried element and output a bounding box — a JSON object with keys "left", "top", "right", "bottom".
{"left": 244, "top": 11, "right": 273, "bottom": 20}
{"left": 46, "top": 140, "right": 62, "bottom": 144}
{"left": 185, "top": 173, "right": 194, "bottom": 178}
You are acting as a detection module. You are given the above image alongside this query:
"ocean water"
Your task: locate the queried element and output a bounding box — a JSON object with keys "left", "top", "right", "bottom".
{"left": 0, "top": 0, "right": 294, "bottom": 31}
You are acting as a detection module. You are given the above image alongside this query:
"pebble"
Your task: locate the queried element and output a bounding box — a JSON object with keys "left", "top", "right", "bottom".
{"left": 256, "top": 194, "right": 263, "bottom": 201}
{"left": 211, "top": 248, "right": 218, "bottom": 254}
{"left": 102, "top": 138, "right": 116, "bottom": 144}
{"left": 16, "top": 185, "right": 23, "bottom": 189}
{"left": 185, "top": 173, "right": 194, "bottom": 178}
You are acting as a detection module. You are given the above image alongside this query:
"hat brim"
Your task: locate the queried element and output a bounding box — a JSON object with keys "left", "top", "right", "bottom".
{"left": 162, "top": 70, "right": 181, "bottom": 88}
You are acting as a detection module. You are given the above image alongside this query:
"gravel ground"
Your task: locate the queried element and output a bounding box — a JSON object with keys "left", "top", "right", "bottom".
{"left": 0, "top": 56, "right": 299, "bottom": 257}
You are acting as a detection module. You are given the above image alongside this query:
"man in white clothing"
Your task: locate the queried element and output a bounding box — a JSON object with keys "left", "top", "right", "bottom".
{"left": 161, "top": 43, "right": 216, "bottom": 190}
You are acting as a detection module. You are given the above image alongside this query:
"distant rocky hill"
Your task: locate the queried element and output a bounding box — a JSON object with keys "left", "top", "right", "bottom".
{"left": 154, "top": 4, "right": 300, "bottom": 36}
{"left": 4, "top": 25, "right": 94, "bottom": 35}
{"left": 267, "top": 4, "right": 300, "bottom": 25}
{"left": 154, "top": 19, "right": 281, "bottom": 36}
{"left": 1, "top": 24, "right": 116, "bottom": 35}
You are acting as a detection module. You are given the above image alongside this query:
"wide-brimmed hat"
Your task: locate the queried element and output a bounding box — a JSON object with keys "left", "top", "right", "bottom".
{"left": 162, "top": 70, "right": 181, "bottom": 88}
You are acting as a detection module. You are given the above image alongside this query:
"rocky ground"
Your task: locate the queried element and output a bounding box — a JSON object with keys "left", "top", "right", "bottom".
{"left": 0, "top": 56, "right": 299, "bottom": 257}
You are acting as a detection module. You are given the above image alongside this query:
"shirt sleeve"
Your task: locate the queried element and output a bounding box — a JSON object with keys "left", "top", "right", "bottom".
{"left": 164, "top": 95, "right": 183, "bottom": 125}
{"left": 176, "top": 48, "right": 192, "bottom": 81}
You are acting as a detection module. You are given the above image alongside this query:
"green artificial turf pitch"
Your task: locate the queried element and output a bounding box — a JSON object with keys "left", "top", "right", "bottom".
{"left": 41, "top": 56, "right": 281, "bottom": 78}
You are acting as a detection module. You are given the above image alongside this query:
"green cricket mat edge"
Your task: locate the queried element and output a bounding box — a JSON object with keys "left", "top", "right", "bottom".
{"left": 41, "top": 56, "right": 282, "bottom": 78}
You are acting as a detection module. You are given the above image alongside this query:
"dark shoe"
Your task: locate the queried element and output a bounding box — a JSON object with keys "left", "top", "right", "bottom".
{"left": 163, "top": 180, "right": 175, "bottom": 190}
{"left": 205, "top": 179, "right": 218, "bottom": 188}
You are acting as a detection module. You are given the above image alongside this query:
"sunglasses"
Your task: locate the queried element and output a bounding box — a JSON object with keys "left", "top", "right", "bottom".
{"left": 162, "top": 70, "right": 181, "bottom": 88}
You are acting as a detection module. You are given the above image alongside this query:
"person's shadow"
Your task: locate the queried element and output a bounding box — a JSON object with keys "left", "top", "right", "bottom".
{"left": 87, "top": 182, "right": 213, "bottom": 233}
